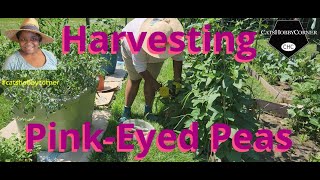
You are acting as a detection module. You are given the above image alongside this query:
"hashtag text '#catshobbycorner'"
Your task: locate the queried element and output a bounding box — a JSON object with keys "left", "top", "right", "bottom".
{"left": 2, "top": 80, "right": 59, "bottom": 86}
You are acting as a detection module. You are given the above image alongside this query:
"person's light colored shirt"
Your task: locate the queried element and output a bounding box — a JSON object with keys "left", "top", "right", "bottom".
{"left": 122, "top": 18, "right": 184, "bottom": 73}
{"left": 2, "top": 49, "right": 57, "bottom": 70}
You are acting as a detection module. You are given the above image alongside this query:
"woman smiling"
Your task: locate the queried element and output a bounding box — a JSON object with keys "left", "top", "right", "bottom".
{"left": 2, "top": 18, "right": 58, "bottom": 70}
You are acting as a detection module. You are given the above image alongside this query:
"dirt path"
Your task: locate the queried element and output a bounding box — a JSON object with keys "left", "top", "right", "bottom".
{"left": 258, "top": 113, "right": 319, "bottom": 162}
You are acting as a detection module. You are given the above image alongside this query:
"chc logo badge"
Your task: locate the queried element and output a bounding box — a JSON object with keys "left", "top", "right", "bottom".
{"left": 281, "top": 42, "right": 296, "bottom": 51}
{"left": 268, "top": 20, "right": 309, "bottom": 58}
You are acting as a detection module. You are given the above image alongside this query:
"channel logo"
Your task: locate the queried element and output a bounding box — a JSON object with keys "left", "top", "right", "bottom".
{"left": 281, "top": 42, "right": 296, "bottom": 51}
{"left": 268, "top": 20, "right": 309, "bottom": 58}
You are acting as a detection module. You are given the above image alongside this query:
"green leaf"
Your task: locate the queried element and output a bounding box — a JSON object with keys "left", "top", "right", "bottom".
{"left": 310, "top": 118, "right": 320, "bottom": 128}
{"left": 233, "top": 79, "right": 242, "bottom": 89}
{"left": 191, "top": 108, "right": 200, "bottom": 118}
{"left": 230, "top": 126, "right": 239, "bottom": 138}
{"left": 313, "top": 107, "right": 320, "bottom": 113}
{"left": 222, "top": 79, "right": 226, "bottom": 89}
{"left": 225, "top": 111, "right": 235, "bottom": 122}
{"left": 209, "top": 107, "right": 222, "bottom": 120}
{"left": 184, "top": 118, "right": 195, "bottom": 128}
{"left": 206, "top": 119, "right": 214, "bottom": 129}
{"left": 287, "top": 108, "right": 296, "bottom": 117}
{"left": 279, "top": 73, "right": 291, "bottom": 82}
{"left": 226, "top": 150, "right": 242, "bottom": 162}
{"left": 267, "top": 53, "right": 273, "bottom": 60}
{"left": 195, "top": 64, "right": 206, "bottom": 70}
{"left": 244, "top": 149, "right": 260, "bottom": 160}
{"left": 206, "top": 93, "right": 220, "bottom": 110}
{"left": 191, "top": 97, "right": 205, "bottom": 106}
{"left": 206, "top": 77, "right": 213, "bottom": 86}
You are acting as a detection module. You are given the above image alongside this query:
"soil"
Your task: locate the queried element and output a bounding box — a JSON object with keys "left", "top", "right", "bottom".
{"left": 258, "top": 113, "right": 319, "bottom": 162}
{"left": 273, "top": 81, "right": 295, "bottom": 103}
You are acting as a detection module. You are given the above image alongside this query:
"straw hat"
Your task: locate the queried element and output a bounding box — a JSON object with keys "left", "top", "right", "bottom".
{"left": 4, "top": 18, "right": 54, "bottom": 44}
{"left": 140, "top": 18, "right": 184, "bottom": 59}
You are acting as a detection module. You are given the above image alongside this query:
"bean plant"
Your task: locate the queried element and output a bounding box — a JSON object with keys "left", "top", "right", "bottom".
{"left": 158, "top": 18, "right": 261, "bottom": 162}
{"left": 288, "top": 79, "right": 320, "bottom": 144}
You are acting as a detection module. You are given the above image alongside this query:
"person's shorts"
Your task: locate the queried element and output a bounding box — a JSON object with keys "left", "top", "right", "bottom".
{"left": 121, "top": 45, "right": 164, "bottom": 81}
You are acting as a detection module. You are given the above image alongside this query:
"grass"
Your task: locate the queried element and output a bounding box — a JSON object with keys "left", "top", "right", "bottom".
{"left": 90, "top": 59, "right": 203, "bottom": 162}
{"left": 0, "top": 18, "right": 24, "bottom": 34}
{"left": 0, "top": 18, "right": 132, "bottom": 31}
{"left": 0, "top": 18, "right": 87, "bottom": 34}
{"left": 245, "top": 76, "right": 276, "bottom": 102}
{"left": 68, "top": 18, "right": 86, "bottom": 25}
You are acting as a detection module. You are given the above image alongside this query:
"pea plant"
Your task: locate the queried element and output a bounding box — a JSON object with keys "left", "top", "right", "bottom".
{"left": 157, "top": 18, "right": 261, "bottom": 162}
{"left": 288, "top": 79, "right": 320, "bottom": 144}
{"left": 0, "top": 134, "right": 41, "bottom": 162}
{"left": 253, "top": 49, "right": 320, "bottom": 85}
{"left": 94, "top": 18, "right": 123, "bottom": 34}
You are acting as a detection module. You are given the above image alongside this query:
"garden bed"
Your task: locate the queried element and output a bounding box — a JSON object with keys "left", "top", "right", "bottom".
{"left": 248, "top": 46, "right": 320, "bottom": 151}
{"left": 246, "top": 65, "right": 293, "bottom": 104}
{"left": 245, "top": 65, "right": 293, "bottom": 118}
{"left": 255, "top": 99, "right": 289, "bottom": 118}
{"left": 258, "top": 113, "right": 319, "bottom": 162}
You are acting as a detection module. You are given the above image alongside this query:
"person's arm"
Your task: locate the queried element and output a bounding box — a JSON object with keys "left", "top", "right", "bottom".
{"left": 171, "top": 54, "right": 184, "bottom": 96}
{"left": 172, "top": 53, "right": 184, "bottom": 83}
{"left": 173, "top": 60, "right": 182, "bottom": 83}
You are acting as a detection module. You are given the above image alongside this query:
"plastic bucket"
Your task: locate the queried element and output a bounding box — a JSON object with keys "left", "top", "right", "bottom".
{"left": 122, "top": 119, "right": 155, "bottom": 140}
{"left": 14, "top": 88, "right": 96, "bottom": 152}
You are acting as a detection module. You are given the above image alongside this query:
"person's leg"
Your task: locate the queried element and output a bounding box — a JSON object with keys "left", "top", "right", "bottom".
{"left": 144, "top": 78, "right": 156, "bottom": 120}
{"left": 125, "top": 78, "right": 141, "bottom": 107}
{"left": 143, "top": 62, "right": 164, "bottom": 120}
{"left": 119, "top": 78, "right": 141, "bottom": 123}
{"left": 144, "top": 79, "right": 155, "bottom": 107}
{"left": 119, "top": 45, "right": 142, "bottom": 123}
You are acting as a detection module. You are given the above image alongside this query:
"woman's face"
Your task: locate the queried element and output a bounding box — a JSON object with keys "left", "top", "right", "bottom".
{"left": 18, "top": 31, "right": 41, "bottom": 54}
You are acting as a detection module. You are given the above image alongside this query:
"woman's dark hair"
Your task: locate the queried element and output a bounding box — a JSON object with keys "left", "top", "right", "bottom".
{"left": 16, "top": 30, "right": 42, "bottom": 42}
